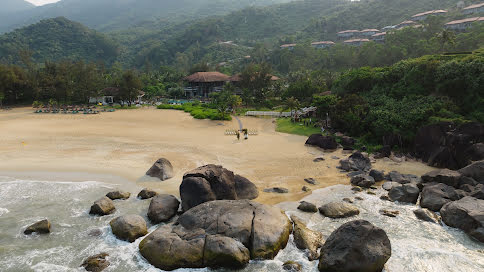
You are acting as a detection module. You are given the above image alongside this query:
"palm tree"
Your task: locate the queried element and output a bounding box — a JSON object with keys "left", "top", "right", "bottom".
{"left": 281, "top": 97, "right": 300, "bottom": 121}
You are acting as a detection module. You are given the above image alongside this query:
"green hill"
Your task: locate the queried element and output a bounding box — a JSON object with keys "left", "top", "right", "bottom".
{"left": 0, "top": 17, "right": 119, "bottom": 64}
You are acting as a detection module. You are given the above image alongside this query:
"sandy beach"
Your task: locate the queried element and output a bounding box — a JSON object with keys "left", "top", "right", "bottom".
{"left": 0, "top": 107, "right": 435, "bottom": 204}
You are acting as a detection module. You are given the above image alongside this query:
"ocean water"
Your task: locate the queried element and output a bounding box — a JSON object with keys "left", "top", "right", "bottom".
{"left": 0, "top": 176, "right": 483, "bottom": 272}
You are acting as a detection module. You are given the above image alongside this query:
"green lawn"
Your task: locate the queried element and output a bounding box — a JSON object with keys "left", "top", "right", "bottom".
{"left": 275, "top": 118, "right": 321, "bottom": 136}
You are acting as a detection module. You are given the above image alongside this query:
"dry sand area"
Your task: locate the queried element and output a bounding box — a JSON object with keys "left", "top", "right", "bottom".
{"left": 0, "top": 107, "right": 434, "bottom": 204}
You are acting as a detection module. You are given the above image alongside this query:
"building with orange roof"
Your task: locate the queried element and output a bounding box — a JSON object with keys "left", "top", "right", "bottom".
{"left": 343, "top": 38, "right": 370, "bottom": 46}
{"left": 445, "top": 17, "right": 484, "bottom": 30}
{"left": 337, "top": 30, "right": 360, "bottom": 39}
{"left": 280, "top": 44, "right": 297, "bottom": 50}
{"left": 463, "top": 2, "right": 484, "bottom": 15}
{"left": 311, "top": 41, "right": 335, "bottom": 49}
{"left": 412, "top": 10, "right": 448, "bottom": 21}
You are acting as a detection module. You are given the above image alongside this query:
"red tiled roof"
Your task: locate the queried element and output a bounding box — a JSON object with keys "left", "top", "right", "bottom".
{"left": 445, "top": 17, "right": 484, "bottom": 25}
{"left": 361, "top": 29, "right": 380, "bottom": 32}
{"left": 280, "top": 44, "right": 297, "bottom": 48}
{"left": 372, "top": 32, "right": 386, "bottom": 37}
{"left": 412, "top": 10, "right": 448, "bottom": 18}
{"left": 311, "top": 41, "right": 335, "bottom": 45}
{"left": 463, "top": 3, "right": 484, "bottom": 10}
{"left": 344, "top": 39, "right": 370, "bottom": 43}
{"left": 184, "top": 72, "right": 230, "bottom": 83}
{"left": 337, "top": 30, "right": 360, "bottom": 34}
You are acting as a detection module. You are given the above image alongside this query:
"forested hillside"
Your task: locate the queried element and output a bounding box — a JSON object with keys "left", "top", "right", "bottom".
{"left": 0, "top": 17, "right": 119, "bottom": 64}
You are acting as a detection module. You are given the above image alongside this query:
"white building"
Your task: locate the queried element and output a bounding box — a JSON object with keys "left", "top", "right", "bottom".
{"left": 463, "top": 3, "right": 484, "bottom": 15}
{"left": 412, "top": 10, "right": 448, "bottom": 21}
{"left": 311, "top": 41, "right": 335, "bottom": 49}
{"left": 445, "top": 17, "right": 484, "bottom": 30}
{"left": 343, "top": 38, "right": 370, "bottom": 46}
{"left": 337, "top": 30, "right": 360, "bottom": 39}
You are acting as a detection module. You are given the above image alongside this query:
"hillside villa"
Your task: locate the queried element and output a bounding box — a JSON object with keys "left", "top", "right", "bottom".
{"left": 280, "top": 43, "right": 296, "bottom": 50}
{"left": 343, "top": 38, "right": 370, "bottom": 46}
{"left": 463, "top": 3, "right": 484, "bottom": 15}
{"left": 395, "top": 20, "right": 416, "bottom": 29}
{"left": 445, "top": 17, "right": 484, "bottom": 31}
{"left": 359, "top": 29, "right": 380, "bottom": 37}
{"left": 371, "top": 32, "right": 386, "bottom": 42}
{"left": 311, "top": 41, "right": 335, "bottom": 49}
{"left": 337, "top": 30, "right": 360, "bottom": 39}
{"left": 411, "top": 10, "right": 448, "bottom": 21}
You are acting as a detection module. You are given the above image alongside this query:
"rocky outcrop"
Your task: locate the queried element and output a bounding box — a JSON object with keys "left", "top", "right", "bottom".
{"left": 24, "top": 219, "right": 51, "bottom": 235}
{"left": 147, "top": 194, "right": 180, "bottom": 224}
{"left": 305, "top": 134, "right": 337, "bottom": 150}
{"left": 110, "top": 215, "right": 148, "bottom": 242}
{"left": 283, "top": 261, "right": 302, "bottom": 271}
{"left": 382, "top": 181, "right": 400, "bottom": 191}
{"left": 146, "top": 158, "right": 174, "bottom": 181}
{"left": 339, "top": 152, "right": 371, "bottom": 172}
{"left": 414, "top": 122, "right": 484, "bottom": 170}
{"left": 422, "top": 169, "right": 461, "bottom": 188}
{"left": 420, "top": 183, "right": 459, "bottom": 212}
{"left": 139, "top": 200, "right": 291, "bottom": 270}
{"left": 386, "top": 171, "right": 422, "bottom": 185}
{"left": 138, "top": 189, "right": 158, "bottom": 199}
{"left": 459, "top": 160, "right": 484, "bottom": 184}
{"left": 318, "top": 220, "right": 391, "bottom": 272}
{"left": 106, "top": 191, "right": 130, "bottom": 200}
{"left": 440, "top": 196, "right": 484, "bottom": 243}
{"left": 81, "top": 253, "right": 110, "bottom": 272}
{"left": 413, "top": 208, "right": 440, "bottom": 224}
{"left": 369, "top": 169, "right": 385, "bottom": 182}
{"left": 388, "top": 184, "right": 420, "bottom": 204}
{"left": 350, "top": 174, "right": 375, "bottom": 188}
{"left": 297, "top": 201, "right": 318, "bottom": 213}
{"left": 291, "top": 216, "right": 323, "bottom": 260}
{"left": 89, "top": 197, "right": 115, "bottom": 216}
{"left": 319, "top": 202, "right": 360, "bottom": 218}
{"left": 179, "top": 165, "right": 258, "bottom": 211}
{"left": 234, "top": 174, "right": 259, "bottom": 200}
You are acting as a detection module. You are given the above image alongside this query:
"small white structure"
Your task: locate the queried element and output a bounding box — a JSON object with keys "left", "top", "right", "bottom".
{"left": 371, "top": 32, "right": 386, "bottom": 42}
{"left": 337, "top": 30, "right": 360, "bottom": 39}
{"left": 412, "top": 10, "right": 448, "bottom": 21}
{"left": 445, "top": 17, "right": 484, "bottom": 30}
{"left": 343, "top": 38, "right": 370, "bottom": 46}
{"left": 311, "top": 41, "right": 335, "bottom": 49}
{"left": 280, "top": 43, "right": 296, "bottom": 50}
{"left": 463, "top": 3, "right": 484, "bottom": 15}
{"left": 360, "top": 29, "right": 380, "bottom": 37}
{"left": 89, "top": 96, "right": 114, "bottom": 105}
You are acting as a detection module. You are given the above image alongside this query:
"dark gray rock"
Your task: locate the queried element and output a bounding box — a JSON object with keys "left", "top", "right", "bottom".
{"left": 264, "top": 187, "right": 289, "bottom": 194}
{"left": 456, "top": 189, "right": 470, "bottom": 199}
{"left": 380, "top": 195, "right": 390, "bottom": 201}
{"left": 422, "top": 169, "right": 461, "bottom": 188}
{"left": 305, "top": 134, "right": 337, "bottom": 150}
{"left": 342, "top": 198, "right": 354, "bottom": 203}
{"left": 297, "top": 201, "right": 318, "bottom": 213}
{"left": 106, "top": 191, "right": 130, "bottom": 200}
{"left": 304, "top": 178, "right": 319, "bottom": 185}
{"left": 413, "top": 208, "right": 440, "bottom": 224}
{"left": 470, "top": 184, "right": 484, "bottom": 200}
{"left": 459, "top": 176, "right": 479, "bottom": 188}
{"left": 339, "top": 152, "right": 371, "bottom": 172}
{"left": 319, "top": 202, "right": 360, "bottom": 218}
{"left": 379, "top": 209, "right": 399, "bottom": 217}
{"left": 138, "top": 189, "right": 158, "bottom": 199}
{"left": 459, "top": 160, "right": 484, "bottom": 183}
{"left": 291, "top": 216, "right": 323, "bottom": 260}
{"left": 110, "top": 215, "right": 148, "bottom": 243}
{"left": 148, "top": 194, "right": 180, "bottom": 224}
{"left": 420, "top": 183, "right": 459, "bottom": 212}
{"left": 234, "top": 174, "right": 259, "bottom": 200}
{"left": 81, "top": 253, "right": 109, "bottom": 272}
{"left": 350, "top": 174, "right": 375, "bottom": 188}
{"left": 351, "top": 186, "right": 363, "bottom": 192}
{"left": 382, "top": 181, "right": 400, "bottom": 191}
{"left": 146, "top": 158, "right": 174, "bottom": 181}
{"left": 89, "top": 197, "right": 115, "bottom": 216}
{"left": 388, "top": 183, "right": 420, "bottom": 204}
{"left": 369, "top": 169, "right": 385, "bottom": 182}
{"left": 204, "top": 235, "right": 250, "bottom": 269}
{"left": 302, "top": 186, "right": 311, "bottom": 192}
{"left": 24, "top": 219, "right": 51, "bottom": 235}
{"left": 313, "top": 156, "right": 325, "bottom": 162}
{"left": 283, "top": 261, "right": 302, "bottom": 271}
{"left": 441, "top": 196, "right": 484, "bottom": 243}
{"left": 347, "top": 171, "right": 365, "bottom": 178}
{"left": 318, "top": 220, "right": 391, "bottom": 272}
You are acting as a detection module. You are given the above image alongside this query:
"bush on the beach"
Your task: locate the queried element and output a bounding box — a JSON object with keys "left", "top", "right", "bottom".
{"left": 157, "top": 103, "right": 231, "bottom": 121}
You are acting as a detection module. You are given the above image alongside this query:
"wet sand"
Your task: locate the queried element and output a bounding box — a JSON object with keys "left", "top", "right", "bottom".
{"left": 0, "top": 107, "right": 435, "bottom": 204}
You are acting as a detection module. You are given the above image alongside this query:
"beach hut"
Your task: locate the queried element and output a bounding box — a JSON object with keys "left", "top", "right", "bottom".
{"left": 89, "top": 87, "right": 118, "bottom": 105}
{"left": 184, "top": 72, "right": 231, "bottom": 98}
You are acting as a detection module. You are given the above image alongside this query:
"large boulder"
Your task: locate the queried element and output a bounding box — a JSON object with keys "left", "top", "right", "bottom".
{"left": 388, "top": 184, "right": 420, "bottom": 204}
{"left": 234, "top": 174, "right": 259, "bottom": 200}
{"left": 291, "top": 216, "right": 323, "bottom": 260}
{"left": 369, "top": 169, "right": 385, "bottom": 182}
{"left": 470, "top": 184, "right": 484, "bottom": 200}
{"left": 110, "top": 215, "right": 148, "bottom": 242}
{"left": 297, "top": 201, "right": 318, "bottom": 213}
{"left": 24, "top": 219, "right": 51, "bottom": 235}
{"left": 382, "top": 181, "right": 400, "bottom": 191}
{"left": 81, "top": 253, "right": 110, "bottom": 272}
{"left": 339, "top": 152, "right": 372, "bottom": 172}
{"left": 319, "top": 202, "right": 360, "bottom": 218}
{"left": 139, "top": 200, "right": 291, "bottom": 270}
{"left": 459, "top": 160, "right": 484, "bottom": 184}
{"left": 89, "top": 197, "right": 115, "bottom": 216}
{"left": 341, "top": 136, "right": 356, "bottom": 148}
{"left": 305, "top": 134, "right": 337, "bottom": 150}
{"left": 422, "top": 169, "right": 461, "bottom": 188}
{"left": 146, "top": 158, "right": 174, "bottom": 181}
{"left": 106, "top": 191, "right": 130, "bottom": 200}
{"left": 420, "top": 183, "right": 459, "bottom": 212}
{"left": 318, "top": 220, "right": 391, "bottom": 272}
{"left": 179, "top": 165, "right": 258, "bottom": 211}
{"left": 350, "top": 174, "right": 375, "bottom": 188}
{"left": 413, "top": 208, "right": 440, "bottom": 224}
{"left": 138, "top": 189, "right": 158, "bottom": 199}
{"left": 147, "top": 194, "right": 180, "bottom": 224}
{"left": 440, "top": 196, "right": 484, "bottom": 243}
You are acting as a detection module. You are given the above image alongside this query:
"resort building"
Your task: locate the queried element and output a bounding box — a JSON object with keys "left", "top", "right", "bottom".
{"left": 411, "top": 10, "right": 448, "bottom": 21}
{"left": 337, "top": 30, "right": 360, "bottom": 39}
{"left": 371, "top": 32, "right": 386, "bottom": 43}
{"left": 359, "top": 29, "right": 380, "bottom": 37}
{"left": 395, "top": 20, "right": 416, "bottom": 29}
{"left": 343, "top": 38, "right": 370, "bottom": 46}
{"left": 445, "top": 17, "right": 484, "bottom": 31}
{"left": 184, "top": 72, "right": 230, "bottom": 98}
{"left": 463, "top": 3, "right": 484, "bottom": 15}
{"left": 280, "top": 44, "right": 296, "bottom": 50}
{"left": 310, "top": 41, "right": 335, "bottom": 49}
